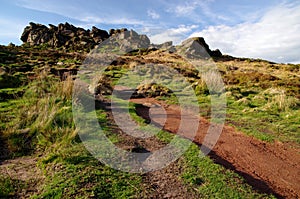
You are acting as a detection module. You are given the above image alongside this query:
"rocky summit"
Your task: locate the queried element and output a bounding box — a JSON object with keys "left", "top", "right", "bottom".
{"left": 20, "top": 22, "right": 222, "bottom": 58}
{"left": 180, "top": 37, "right": 222, "bottom": 58}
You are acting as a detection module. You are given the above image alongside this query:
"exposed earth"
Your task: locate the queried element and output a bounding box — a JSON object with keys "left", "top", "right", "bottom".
{"left": 130, "top": 97, "right": 300, "bottom": 198}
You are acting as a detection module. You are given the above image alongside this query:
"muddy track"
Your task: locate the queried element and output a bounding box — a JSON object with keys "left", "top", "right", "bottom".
{"left": 130, "top": 98, "right": 300, "bottom": 199}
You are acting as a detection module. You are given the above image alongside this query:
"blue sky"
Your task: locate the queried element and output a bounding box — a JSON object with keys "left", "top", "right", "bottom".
{"left": 0, "top": 0, "right": 299, "bottom": 63}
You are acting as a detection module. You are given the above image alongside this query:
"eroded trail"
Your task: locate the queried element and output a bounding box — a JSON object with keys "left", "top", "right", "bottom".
{"left": 131, "top": 98, "right": 300, "bottom": 198}
{"left": 101, "top": 101, "right": 201, "bottom": 199}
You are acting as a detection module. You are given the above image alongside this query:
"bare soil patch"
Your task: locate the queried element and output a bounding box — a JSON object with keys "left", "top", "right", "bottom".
{"left": 131, "top": 98, "right": 300, "bottom": 198}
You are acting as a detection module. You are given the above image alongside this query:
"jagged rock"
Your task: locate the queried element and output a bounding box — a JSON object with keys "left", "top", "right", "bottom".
{"left": 160, "top": 41, "right": 173, "bottom": 49}
{"left": 20, "top": 22, "right": 222, "bottom": 59}
{"left": 90, "top": 26, "right": 109, "bottom": 43}
{"left": 178, "top": 37, "right": 222, "bottom": 59}
{"left": 109, "top": 28, "right": 128, "bottom": 36}
{"left": 211, "top": 49, "right": 222, "bottom": 57}
{"left": 150, "top": 41, "right": 174, "bottom": 51}
{"left": 20, "top": 22, "right": 110, "bottom": 50}
{"left": 105, "top": 30, "right": 151, "bottom": 53}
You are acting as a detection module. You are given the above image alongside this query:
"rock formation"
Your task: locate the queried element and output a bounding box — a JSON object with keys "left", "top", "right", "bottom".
{"left": 21, "top": 22, "right": 110, "bottom": 50}
{"left": 103, "top": 29, "right": 151, "bottom": 53}
{"left": 20, "top": 22, "right": 222, "bottom": 58}
{"left": 178, "top": 37, "right": 222, "bottom": 58}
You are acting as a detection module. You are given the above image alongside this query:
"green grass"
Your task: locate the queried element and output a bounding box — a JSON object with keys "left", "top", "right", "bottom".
{"left": 0, "top": 76, "right": 143, "bottom": 198}
{"left": 0, "top": 77, "right": 75, "bottom": 158}
{"left": 225, "top": 87, "right": 300, "bottom": 143}
{"left": 31, "top": 100, "right": 143, "bottom": 199}
{"left": 34, "top": 144, "right": 142, "bottom": 199}
{"left": 158, "top": 86, "right": 300, "bottom": 144}
{"left": 0, "top": 175, "right": 24, "bottom": 198}
{"left": 0, "top": 44, "right": 298, "bottom": 198}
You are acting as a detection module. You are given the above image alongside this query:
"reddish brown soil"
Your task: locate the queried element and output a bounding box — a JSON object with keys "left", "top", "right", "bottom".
{"left": 131, "top": 98, "right": 300, "bottom": 199}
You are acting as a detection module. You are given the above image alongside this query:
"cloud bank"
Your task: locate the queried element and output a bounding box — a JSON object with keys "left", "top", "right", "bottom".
{"left": 146, "top": 25, "right": 198, "bottom": 44}
{"left": 190, "top": 3, "right": 300, "bottom": 63}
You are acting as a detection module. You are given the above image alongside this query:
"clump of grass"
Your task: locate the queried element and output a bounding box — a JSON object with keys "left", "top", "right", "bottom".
{"left": 201, "top": 70, "right": 225, "bottom": 95}
{"left": 225, "top": 86, "right": 300, "bottom": 143}
{"left": 33, "top": 102, "right": 143, "bottom": 199}
{"left": 2, "top": 71, "right": 76, "bottom": 157}
{"left": 0, "top": 175, "right": 24, "bottom": 198}
{"left": 262, "top": 88, "right": 298, "bottom": 112}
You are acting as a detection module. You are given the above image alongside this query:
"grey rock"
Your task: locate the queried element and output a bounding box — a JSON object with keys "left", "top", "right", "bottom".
{"left": 20, "top": 22, "right": 110, "bottom": 50}
{"left": 178, "top": 37, "right": 222, "bottom": 59}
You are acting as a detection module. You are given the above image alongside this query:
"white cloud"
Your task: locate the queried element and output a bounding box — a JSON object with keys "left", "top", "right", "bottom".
{"left": 147, "top": 9, "right": 160, "bottom": 19}
{"left": 190, "top": 3, "right": 300, "bottom": 63}
{"left": 81, "top": 15, "right": 145, "bottom": 25}
{"left": 167, "top": 0, "right": 228, "bottom": 24}
{"left": 148, "top": 25, "right": 198, "bottom": 44}
{"left": 173, "top": 3, "right": 196, "bottom": 16}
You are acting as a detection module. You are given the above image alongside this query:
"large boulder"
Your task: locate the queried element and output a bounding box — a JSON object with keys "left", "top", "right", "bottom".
{"left": 102, "top": 29, "right": 151, "bottom": 53}
{"left": 178, "top": 37, "right": 222, "bottom": 59}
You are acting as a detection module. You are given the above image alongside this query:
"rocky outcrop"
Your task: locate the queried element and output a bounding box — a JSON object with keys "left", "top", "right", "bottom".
{"left": 21, "top": 22, "right": 109, "bottom": 50}
{"left": 20, "top": 23, "right": 222, "bottom": 58}
{"left": 178, "top": 37, "right": 222, "bottom": 58}
{"left": 20, "top": 22, "right": 152, "bottom": 52}
{"left": 149, "top": 41, "right": 175, "bottom": 52}
{"left": 110, "top": 29, "right": 150, "bottom": 52}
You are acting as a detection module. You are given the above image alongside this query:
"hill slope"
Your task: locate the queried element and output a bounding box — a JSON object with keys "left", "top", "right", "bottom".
{"left": 0, "top": 23, "right": 299, "bottom": 198}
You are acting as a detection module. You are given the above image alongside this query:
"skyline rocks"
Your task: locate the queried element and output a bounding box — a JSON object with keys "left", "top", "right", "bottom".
{"left": 21, "top": 22, "right": 111, "bottom": 51}
{"left": 20, "top": 22, "right": 222, "bottom": 57}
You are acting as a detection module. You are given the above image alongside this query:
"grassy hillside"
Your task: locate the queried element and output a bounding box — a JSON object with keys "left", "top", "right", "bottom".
{"left": 0, "top": 43, "right": 299, "bottom": 198}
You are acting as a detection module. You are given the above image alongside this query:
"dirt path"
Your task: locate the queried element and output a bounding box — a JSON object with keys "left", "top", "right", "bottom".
{"left": 99, "top": 100, "right": 201, "bottom": 199}
{"left": 130, "top": 98, "right": 300, "bottom": 198}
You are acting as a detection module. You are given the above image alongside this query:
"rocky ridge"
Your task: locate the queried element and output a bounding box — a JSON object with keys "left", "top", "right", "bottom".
{"left": 20, "top": 22, "right": 222, "bottom": 57}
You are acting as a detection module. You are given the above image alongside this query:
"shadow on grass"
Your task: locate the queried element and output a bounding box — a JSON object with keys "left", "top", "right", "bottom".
{"left": 0, "top": 134, "right": 9, "bottom": 164}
